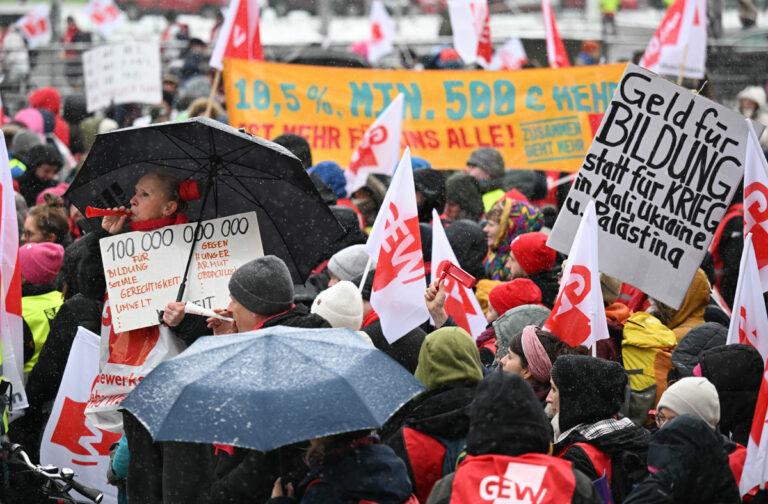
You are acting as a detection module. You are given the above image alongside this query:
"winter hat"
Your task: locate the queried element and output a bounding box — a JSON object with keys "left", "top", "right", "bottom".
{"left": 445, "top": 219, "right": 486, "bottom": 281}
{"left": 600, "top": 273, "right": 622, "bottom": 305}
{"left": 98, "top": 118, "right": 119, "bottom": 134}
{"left": 36, "top": 182, "right": 69, "bottom": 206}
{"left": 551, "top": 355, "right": 628, "bottom": 432}
{"left": 467, "top": 371, "right": 550, "bottom": 457}
{"left": 671, "top": 322, "right": 727, "bottom": 378}
{"left": 415, "top": 327, "right": 483, "bottom": 390}
{"left": 413, "top": 169, "right": 446, "bottom": 223}
{"left": 489, "top": 279, "right": 542, "bottom": 317}
{"left": 14, "top": 109, "right": 44, "bottom": 136}
{"left": 311, "top": 281, "right": 363, "bottom": 330}
{"left": 658, "top": 377, "right": 720, "bottom": 429}
{"left": 28, "top": 87, "right": 62, "bottom": 115}
{"left": 467, "top": 147, "right": 505, "bottom": 180}
{"left": 445, "top": 173, "right": 484, "bottom": 221}
{"left": 309, "top": 161, "right": 347, "bottom": 199}
{"left": 328, "top": 244, "right": 372, "bottom": 282}
{"left": 509, "top": 232, "right": 556, "bottom": 275}
{"left": 11, "top": 129, "right": 43, "bottom": 157}
{"left": 493, "top": 304, "right": 550, "bottom": 360}
{"left": 19, "top": 242, "right": 65, "bottom": 286}
{"left": 411, "top": 157, "right": 432, "bottom": 170}
{"left": 228, "top": 255, "right": 294, "bottom": 315}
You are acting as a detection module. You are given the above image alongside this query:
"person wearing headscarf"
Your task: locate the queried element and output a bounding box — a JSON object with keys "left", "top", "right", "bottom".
{"left": 483, "top": 198, "right": 544, "bottom": 281}
{"left": 386, "top": 327, "right": 483, "bottom": 503}
{"left": 551, "top": 355, "right": 650, "bottom": 503}
{"left": 649, "top": 269, "right": 710, "bottom": 341}
{"left": 426, "top": 372, "right": 601, "bottom": 504}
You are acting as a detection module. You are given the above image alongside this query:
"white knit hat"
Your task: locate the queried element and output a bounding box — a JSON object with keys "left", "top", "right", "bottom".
{"left": 311, "top": 281, "right": 364, "bottom": 330}
{"left": 657, "top": 377, "right": 720, "bottom": 429}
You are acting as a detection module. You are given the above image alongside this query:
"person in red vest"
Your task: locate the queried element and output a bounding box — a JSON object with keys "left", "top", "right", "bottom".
{"left": 550, "top": 355, "right": 650, "bottom": 503}
{"left": 385, "top": 327, "right": 483, "bottom": 503}
{"left": 426, "top": 371, "right": 602, "bottom": 503}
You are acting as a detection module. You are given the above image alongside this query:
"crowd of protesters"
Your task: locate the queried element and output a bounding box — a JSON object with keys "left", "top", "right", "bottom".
{"left": 0, "top": 60, "right": 767, "bottom": 504}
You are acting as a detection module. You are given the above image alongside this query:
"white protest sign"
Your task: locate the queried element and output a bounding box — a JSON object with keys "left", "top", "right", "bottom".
{"left": 548, "top": 64, "right": 747, "bottom": 308}
{"left": 40, "top": 327, "right": 118, "bottom": 504}
{"left": 100, "top": 212, "right": 263, "bottom": 332}
{"left": 83, "top": 42, "right": 162, "bottom": 113}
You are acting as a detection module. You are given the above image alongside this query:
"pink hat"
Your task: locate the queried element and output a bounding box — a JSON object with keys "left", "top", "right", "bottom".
{"left": 35, "top": 182, "right": 69, "bottom": 206}
{"left": 19, "top": 242, "right": 64, "bottom": 286}
{"left": 13, "top": 108, "right": 44, "bottom": 136}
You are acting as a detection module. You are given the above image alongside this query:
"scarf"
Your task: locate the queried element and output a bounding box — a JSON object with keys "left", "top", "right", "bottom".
{"left": 483, "top": 200, "right": 544, "bottom": 280}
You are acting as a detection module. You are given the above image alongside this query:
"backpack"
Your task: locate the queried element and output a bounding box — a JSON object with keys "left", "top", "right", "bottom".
{"left": 401, "top": 427, "right": 466, "bottom": 503}
{"left": 621, "top": 312, "right": 677, "bottom": 426}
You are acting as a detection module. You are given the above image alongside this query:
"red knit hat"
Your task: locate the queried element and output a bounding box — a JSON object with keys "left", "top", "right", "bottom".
{"left": 489, "top": 278, "right": 542, "bottom": 316}
{"left": 19, "top": 242, "right": 64, "bottom": 286}
{"left": 510, "top": 232, "right": 556, "bottom": 275}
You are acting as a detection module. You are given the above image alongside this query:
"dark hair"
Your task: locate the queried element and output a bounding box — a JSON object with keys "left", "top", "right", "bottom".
{"left": 27, "top": 203, "right": 69, "bottom": 245}
{"left": 272, "top": 134, "right": 312, "bottom": 169}
{"left": 508, "top": 327, "right": 587, "bottom": 371}
{"left": 27, "top": 144, "right": 63, "bottom": 171}
{"left": 304, "top": 430, "right": 372, "bottom": 470}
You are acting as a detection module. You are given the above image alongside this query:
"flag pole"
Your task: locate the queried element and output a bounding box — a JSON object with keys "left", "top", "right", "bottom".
{"left": 676, "top": 43, "right": 689, "bottom": 86}
{"left": 205, "top": 69, "right": 222, "bottom": 118}
{"left": 358, "top": 257, "right": 373, "bottom": 293}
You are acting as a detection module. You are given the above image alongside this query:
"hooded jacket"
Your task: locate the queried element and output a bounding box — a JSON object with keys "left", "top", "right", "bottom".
{"left": 623, "top": 415, "right": 740, "bottom": 504}
{"left": 671, "top": 322, "right": 726, "bottom": 379}
{"left": 362, "top": 313, "right": 426, "bottom": 374}
{"left": 737, "top": 86, "right": 768, "bottom": 148}
{"left": 414, "top": 327, "right": 483, "bottom": 390}
{"left": 667, "top": 269, "right": 710, "bottom": 341}
{"left": 491, "top": 304, "right": 550, "bottom": 362}
{"left": 445, "top": 220, "right": 487, "bottom": 281}
{"left": 426, "top": 372, "right": 601, "bottom": 504}
{"left": 414, "top": 170, "right": 446, "bottom": 224}
{"left": 445, "top": 173, "right": 484, "bottom": 222}
{"left": 699, "top": 344, "right": 763, "bottom": 446}
{"left": 28, "top": 87, "right": 70, "bottom": 148}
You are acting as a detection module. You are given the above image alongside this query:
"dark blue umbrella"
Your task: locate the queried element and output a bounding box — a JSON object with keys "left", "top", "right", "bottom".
{"left": 121, "top": 327, "right": 423, "bottom": 451}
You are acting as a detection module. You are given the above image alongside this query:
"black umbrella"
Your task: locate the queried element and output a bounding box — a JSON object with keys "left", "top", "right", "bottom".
{"left": 65, "top": 117, "right": 344, "bottom": 296}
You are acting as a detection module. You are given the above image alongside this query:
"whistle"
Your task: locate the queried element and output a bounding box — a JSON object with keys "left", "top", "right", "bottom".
{"left": 85, "top": 206, "right": 132, "bottom": 218}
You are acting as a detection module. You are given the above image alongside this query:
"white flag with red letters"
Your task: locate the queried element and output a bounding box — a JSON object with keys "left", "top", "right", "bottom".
{"left": 639, "top": 0, "right": 706, "bottom": 79}
{"left": 431, "top": 209, "right": 486, "bottom": 339}
{"left": 40, "top": 327, "right": 119, "bottom": 504}
{"left": 209, "top": 0, "right": 263, "bottom": 70}
{"left": 447, "top": 0, "right": 492, "bottom": 67}
{"left": 345, "top": 93, "right": 404, "bottom": 194}
{"left": 744, "top": 121, "right": 768, "bottom": 292}
{"left": 85, "top": 0, "right": 125, "bottom": 38}
{"left": 542, "top": 0, "right": 570, "bottom": 68}
{"left": 0, "top": 134, "right": 25, "bottom": 410}
{"left": 489, "top": 37, "right": 528, "bottom": 70}
{"left": 365, "top": 148, "right": 429, "bottom": 343}
{"left": 16, "top": 4, "right": 51, "bottom": 49}
{"left": 367, "top": 0, "right": 396, "bottom": 64}
{"left": 545, "top": 200, "right": 609, "bottom": 348}
{"left": 726, "top": 233, "right": 768, "bottom": 360}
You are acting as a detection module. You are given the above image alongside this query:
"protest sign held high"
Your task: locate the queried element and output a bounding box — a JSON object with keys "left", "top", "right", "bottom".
{"left": 99, "top": 212, "right": 263, "bottom": 333}
{"left": 224, "top": 60, "right": 624, "bottom": 172}
{"left": 549, "top": 64, "right": 747, "bottom": 308}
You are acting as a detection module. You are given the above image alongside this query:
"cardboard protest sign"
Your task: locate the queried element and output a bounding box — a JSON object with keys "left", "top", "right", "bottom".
{"left": 100, "top": 212, "right": 263, "bottom": 332}
{"left": 83, "top": 42, "right": 162, "bottom": 112}
{"left": 224, "top": 60, "right": 624, "bottom": 172}
{"left": 548, "top": 64, "right": 747, "bottom": 308}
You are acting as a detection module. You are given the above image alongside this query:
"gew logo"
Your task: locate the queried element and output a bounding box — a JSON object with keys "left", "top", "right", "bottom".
{"left": 479, "top": 462, "right": 548, "bottom": 504}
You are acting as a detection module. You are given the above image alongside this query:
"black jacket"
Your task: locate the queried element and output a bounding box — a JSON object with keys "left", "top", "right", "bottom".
{"left": 267, "top": 443, "right": 414, "bottom": 504}
{"left": 670, "top": 322, "right": 726, "bottom": 379}
{"left": 362, "top": 319, "right": 426, "bottom": 374}
{"left": 624, "top": 415, "right": 740, "bottom": 504}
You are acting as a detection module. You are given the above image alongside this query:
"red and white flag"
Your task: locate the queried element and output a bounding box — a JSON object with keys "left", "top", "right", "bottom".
{"left": 85, "top": 0, "right": 125, "bottom": 38}
{"left": 447, "top": 0, "right": 492, "bottom": 67}
{"left": 16, "top": 4, "right": 52, "bottom": 49}
{"left": 430, "top": 209, "right": 486, "bottom": 339}
{"left": 367, "top": 0, "right": 396, "bottom": 64}
{"left": 365, "top": 148, "right": 429, "bottom": 343}
{"left": 0, "top": 135, "right": 25, "bottom": 410}
{"left": 545, "top": 200, "right": 609, "bottom": 348}
{"left": 209, "top": 0, "right": 263, "bottom": 71}
{"left": 639, "top": 0, "right": 706, "bottom": 79}
{"left": 744, "top": 121, "right": 768, "bottom": 292}
{"left": 542, "top": 0, "right": 570, "bottom": 68}
{"left": 41, "top": 328, "right": 119, "bottom": 504}
{"left": 489, "top": 37, "right": 528, "bottom": 70}
{"left": 741, "top": 358, "right": 768, "bottom": 496}
{"left": 345, "top": 93, "right": 404, "bottom": 194}
{"left": 726, "top": 233, "right": 768, "bottom": 360}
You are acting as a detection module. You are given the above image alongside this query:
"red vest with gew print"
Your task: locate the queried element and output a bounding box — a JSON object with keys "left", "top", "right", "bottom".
{"left": 451, "top": 453, "right": 577, "bottom": 503}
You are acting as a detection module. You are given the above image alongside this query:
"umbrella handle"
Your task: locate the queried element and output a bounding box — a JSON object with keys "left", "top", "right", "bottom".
{"left": 176, "top": 175, "right": 216, "bottom": 302}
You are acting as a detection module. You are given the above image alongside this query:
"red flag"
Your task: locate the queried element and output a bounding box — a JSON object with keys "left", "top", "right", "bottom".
{"left": 209, "top": 0, "right": 263, "bottom": 70}
{"left": 542, "top": 0, "right": 570, "bottom": 68}
{"left": 365, "top": 148, "right": 429, "bottom": 343}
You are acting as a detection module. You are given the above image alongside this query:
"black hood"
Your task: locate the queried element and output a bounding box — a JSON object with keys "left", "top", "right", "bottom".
{"left": 647, "top": 415, "right": 739, "bottom": 503}
{"left": 582, "top": 422, "right": 650, "bottom": 459}
{"left": 467, "top": 371, "right": 550, "bottom": 457}
{"left": 699, "top": 344, "right": 763, "bottom": 445}
{"left": 413, "top": 169, "right": 446, "bottom": 223}
{"left": 445, "top": 220, "right": 487, "bottom": 281}
{"left": 528, "top": 269, "right": 560, "bottom": 309}
{"left": 405, "top": 381, "right": 476, "bottom": 439}
{"left": 552, "top": 355, "right": 628, "bottom": 432}
{"left": 671, "top": 322, "right": 727, "bottom": 378}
